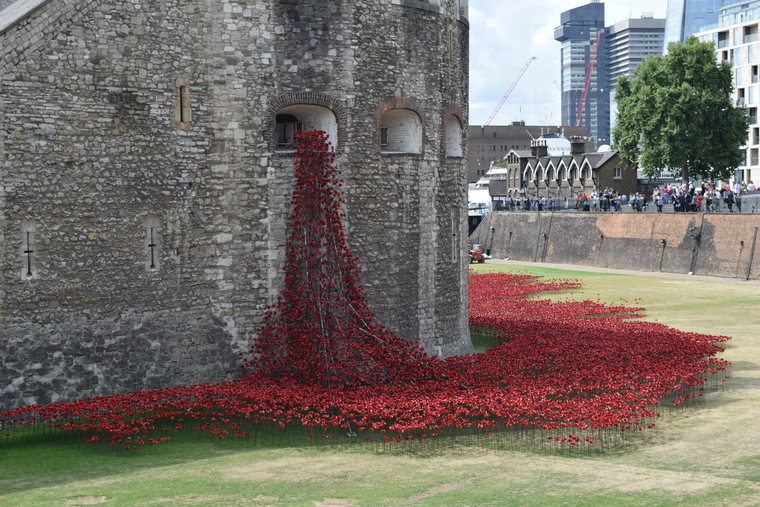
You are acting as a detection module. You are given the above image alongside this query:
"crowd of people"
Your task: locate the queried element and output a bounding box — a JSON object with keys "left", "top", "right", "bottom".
{"left": 496, "top": 188, "right": 650, "bottom": 213}
{"left": 493, "top": 181, "right": 757, "bottom": 214}
{"left": 649, "top": 181, "right": 757, "bottom": 213}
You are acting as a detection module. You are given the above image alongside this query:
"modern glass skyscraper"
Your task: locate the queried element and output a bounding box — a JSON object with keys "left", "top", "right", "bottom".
{"left": 555, "top": 1, "right": 609, "bottom": 146}
{"left": 664, "top": 0, "right": 734, "bottom": 50}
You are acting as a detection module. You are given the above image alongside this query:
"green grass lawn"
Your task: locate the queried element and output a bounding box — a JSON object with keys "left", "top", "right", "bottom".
{"left": 2, "top": 263, "right": 760, "bottom": 506}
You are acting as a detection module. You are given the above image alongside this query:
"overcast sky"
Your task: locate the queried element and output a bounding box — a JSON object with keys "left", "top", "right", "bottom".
{"left": 468, "top": 0, "right": 668, "bottom": 126}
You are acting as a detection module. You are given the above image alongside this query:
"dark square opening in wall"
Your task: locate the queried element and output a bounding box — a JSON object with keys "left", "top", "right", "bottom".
{"left": 276, "top": 114, "right": 302, "bottom": 150}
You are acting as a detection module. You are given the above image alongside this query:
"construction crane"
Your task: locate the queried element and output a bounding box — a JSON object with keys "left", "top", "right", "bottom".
{"left": 483, "top": 56, "right": 536, "bottom": 127}
{"left": 575, "top": 29, "right": 604, "bottom": 127}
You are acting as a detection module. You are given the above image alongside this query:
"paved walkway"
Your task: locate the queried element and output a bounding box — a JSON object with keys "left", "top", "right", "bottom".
{"left": 487, "top": 258, "right": 760, "bottom": 285}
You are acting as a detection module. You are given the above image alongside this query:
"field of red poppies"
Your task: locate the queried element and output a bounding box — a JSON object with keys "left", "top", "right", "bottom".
{"left": 0, "top": 271, "right": 730, "bottom": 450}
{"left": 0, "top": 131, "right": 730, "bottom": 451}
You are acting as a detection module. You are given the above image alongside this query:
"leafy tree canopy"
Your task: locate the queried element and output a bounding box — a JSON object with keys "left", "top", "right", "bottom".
{"left": 612, "top": 36, "right": 749, "bottom": 183}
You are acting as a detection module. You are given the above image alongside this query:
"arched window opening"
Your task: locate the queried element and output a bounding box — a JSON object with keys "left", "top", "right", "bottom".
{"left": 380, "top": 109, "right": 423, "bottom": 154}
{"left": 444, "top": 114, "right": 463, "bottom": 157}
{"left": 275, "top": 105, "right": 338, "bottom": 152}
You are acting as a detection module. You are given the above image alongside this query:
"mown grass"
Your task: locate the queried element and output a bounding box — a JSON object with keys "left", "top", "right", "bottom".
{"left": 469, "top": 326, "right": 502, "bottom": 353}
{"left": 2, "top": 263, "right": 760, "bottom": 505}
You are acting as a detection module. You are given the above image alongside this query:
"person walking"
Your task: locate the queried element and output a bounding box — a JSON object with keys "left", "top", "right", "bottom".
{"left": 580, "top": 192, "right": 589, "bottom": 212}
{"left": 684, "top": 191, "right": 694, "bottom": 212}
{"left": 652, "top": 189, "right": 663, "bottom": 212}
{"left": 725, "top": 189, "right": 735, "bottom": 212}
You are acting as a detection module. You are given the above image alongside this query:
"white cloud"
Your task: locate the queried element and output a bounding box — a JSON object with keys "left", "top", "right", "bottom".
{"left": 468, "top": 0, "right": 667, "bottom": 126}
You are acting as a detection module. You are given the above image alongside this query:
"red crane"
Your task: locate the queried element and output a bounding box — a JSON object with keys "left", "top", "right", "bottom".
{"left": 483, "top": 56, "right": 536, "bottom": 127}
{"left": 575, "top": 29, "right": 604, "bottom": 127}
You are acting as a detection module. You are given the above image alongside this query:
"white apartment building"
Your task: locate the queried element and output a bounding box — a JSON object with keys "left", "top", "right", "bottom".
{"left": 696, "top": 1, "right": 760, "bottom": 185}
{"left": 607, "top": 16, "right": 666, "bottom": 137}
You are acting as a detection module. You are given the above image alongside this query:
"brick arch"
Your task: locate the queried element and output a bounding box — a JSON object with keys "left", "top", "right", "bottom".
{"left": 265, "top": 92, "right": 346, "bottom": 152}
{"left": 443, "top": 104, "right": 465, "bottom": 127}
{"left": 442, "top": 104, "right": 465, "bottom": 158}
{"left": 375, "top": 97, "right": 427, "bottom": 152}
{"left": 377, "top": 97, "right": 428, "bottom": 124}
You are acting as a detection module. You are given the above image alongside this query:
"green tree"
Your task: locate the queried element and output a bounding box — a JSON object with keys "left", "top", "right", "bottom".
{"left": 613, "top": 36, "right": 749, "bottom": 183}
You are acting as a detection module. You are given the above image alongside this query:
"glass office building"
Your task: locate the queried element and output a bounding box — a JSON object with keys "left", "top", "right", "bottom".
{"left": 555, "top": 2, "right": 609, "bottom": 146}
{"left": 664, "top": 0, "right": 734, "bottom": 50}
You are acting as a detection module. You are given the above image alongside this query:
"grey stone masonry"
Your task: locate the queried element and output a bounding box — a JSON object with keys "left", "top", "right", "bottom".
{"left": 0, "top": 0, "right": 471, "bottom": 410}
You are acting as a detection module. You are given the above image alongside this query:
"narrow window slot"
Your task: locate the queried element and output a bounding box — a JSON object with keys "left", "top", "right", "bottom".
{"left": 21, "top": 222, "right": 37, "bottom": 280}
{"left": 179, "top": 86, "right": 187, "bottom": 124}
{"left": 24, "top": 231, "right": 34, "bottom": 278}
{"left": 148, "top": 227, "right": 157, "bottom": 271}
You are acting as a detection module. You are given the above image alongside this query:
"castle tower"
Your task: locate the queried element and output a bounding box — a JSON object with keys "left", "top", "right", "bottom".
{"left": 0, "top": 0, "right": 471, "bottom": 410}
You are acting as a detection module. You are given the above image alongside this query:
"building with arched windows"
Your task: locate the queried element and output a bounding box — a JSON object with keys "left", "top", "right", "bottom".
{"left": 0, "top": 0, "right": 471, "bottom": 410}
{"left": 499, "top": 137, "right": 636, "bottom": 201}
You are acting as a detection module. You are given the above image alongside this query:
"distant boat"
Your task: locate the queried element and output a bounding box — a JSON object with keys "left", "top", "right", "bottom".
{"left": 468, "top": 183, "right": 490, "bottom": 235}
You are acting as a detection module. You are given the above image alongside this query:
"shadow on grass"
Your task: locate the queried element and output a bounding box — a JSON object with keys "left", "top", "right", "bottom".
{"left": 1, "top": 297, "right": 739, "bottom": 495}
{"left": 0, "top": 422, "right": 373, "bottom": 495}
{"left": 1, "top": 379, "right": 737, "bottom": 496}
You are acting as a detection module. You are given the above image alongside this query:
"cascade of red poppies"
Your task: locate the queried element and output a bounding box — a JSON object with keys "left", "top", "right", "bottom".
{"left": 0, "top": 273, "right": 730, "bottom": 449}
{"left": 0, "top": 131, "right": 732, "bottom": 449}
{"left": 245, "top": 129, "right": 436, "bottom": 387}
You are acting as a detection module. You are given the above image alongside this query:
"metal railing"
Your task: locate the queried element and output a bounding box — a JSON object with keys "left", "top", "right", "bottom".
{"left": 492, "top": 193, "right": 760, "bottom": 215}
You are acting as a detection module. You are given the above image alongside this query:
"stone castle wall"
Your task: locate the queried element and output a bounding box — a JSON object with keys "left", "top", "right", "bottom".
{"left": 471, "top": 212, "right": 760, "bottom": 280}
{"left": 0, "top": 0, "right": 471, "bottom": 410}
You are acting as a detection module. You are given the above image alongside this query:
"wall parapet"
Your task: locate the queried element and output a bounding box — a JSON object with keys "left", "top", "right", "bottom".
{"left": 0, "top": 0, "right": 52, "bottom": 36}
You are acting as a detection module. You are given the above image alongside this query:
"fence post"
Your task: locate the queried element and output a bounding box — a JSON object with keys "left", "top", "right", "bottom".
{"left": 658, "top": 239, "right": 667, "bottom": 272}
{"left": 746, "top": 227, "right": 758, "bottom": 281}
{"left": 505, "top": 230, "right": 513, "bottom": 259}
{"left": 688, "top": 215, "right": 706, "bottom": 274}
{"left": 596, "top": 234, "right": 604, "bottom": 267}
{"left": 541, "top": 212, "right": 555, "bottom": 262}
{"left": 486, "top": 226, "right": 496, "bottom": 256}
{"left": 533, "top": 213, "right": 543, "bottom": 262}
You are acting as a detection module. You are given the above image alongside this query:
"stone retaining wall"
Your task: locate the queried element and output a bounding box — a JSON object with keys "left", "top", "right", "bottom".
{"left": 471, "top": 212, "right": 760, "bottom": 280}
